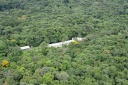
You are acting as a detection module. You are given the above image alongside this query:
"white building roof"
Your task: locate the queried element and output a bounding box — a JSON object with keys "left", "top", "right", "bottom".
{"left": 20, "top": 46, "right": 30, "bottom": 50}
{"left": 48, "top": 37, "right": 84, "bottom": 47}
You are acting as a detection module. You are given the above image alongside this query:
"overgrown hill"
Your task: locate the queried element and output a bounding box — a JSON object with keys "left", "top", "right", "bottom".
{"left": 0, "top": 0, "right": 128, "bottom": 85}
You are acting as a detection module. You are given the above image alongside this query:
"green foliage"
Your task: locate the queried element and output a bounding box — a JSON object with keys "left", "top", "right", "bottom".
{"left": 39, "top": 67, "right": 50, "bottom": 76}
{"left": 56, "top": 71, "right": 69, "bottom": 81}
{"left": 42, "top": 72, "right": 54, "bottom": 84}
{"left": 0, "top": 0, "right": 24, "bottom": 11}
{"left": 0, "top": 40, "right": 7, "bottom": 57}
{"left": 0, "top": 0, "right": 128, "bottom": 85}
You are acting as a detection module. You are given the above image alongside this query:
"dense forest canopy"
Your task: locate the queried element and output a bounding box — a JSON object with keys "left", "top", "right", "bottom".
{"left": 0, "top": 0, "right": 128, "bottom": 85}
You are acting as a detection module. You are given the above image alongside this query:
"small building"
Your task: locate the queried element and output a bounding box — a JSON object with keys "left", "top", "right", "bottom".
{"left": 72, "top": 37, "right": 84, "bottom": 41}
{"left": 48, "top": 37, "right": 85, "bottom": 47}
{"left": 62, "top": 40, "right": 74, "bottom": 45}
{"left": 48, "top": 42, "right": 63, "bottom": 47}
{"left": 20, "top": 46, "right": 30, "bottom": 50}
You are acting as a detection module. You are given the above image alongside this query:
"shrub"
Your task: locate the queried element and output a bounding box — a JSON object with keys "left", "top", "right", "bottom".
{"left": 39, "top": 67, "right": 50, "bottom": 76}
{"left": 1, "top": 60, "right": 9, "bottom": 67}
{"left": 56, "top": 71, "right": 69, "bottom": 81}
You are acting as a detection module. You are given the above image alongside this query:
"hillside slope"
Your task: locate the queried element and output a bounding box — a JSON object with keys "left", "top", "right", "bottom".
{"left": 0, "top": 0, "right": 128, "bottom": 85}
